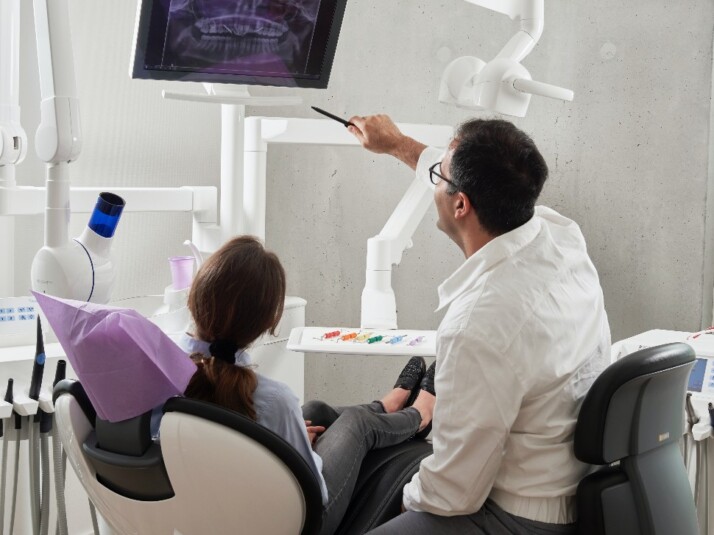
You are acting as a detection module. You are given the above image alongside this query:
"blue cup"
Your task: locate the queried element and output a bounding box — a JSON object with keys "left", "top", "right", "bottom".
{"left": 88, "top": 192, "right": 125, "bottom": 238}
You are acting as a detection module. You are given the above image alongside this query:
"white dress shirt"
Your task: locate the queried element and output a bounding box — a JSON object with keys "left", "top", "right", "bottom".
{"left": 402, "top": 148, "right": 611, "bottom": 524}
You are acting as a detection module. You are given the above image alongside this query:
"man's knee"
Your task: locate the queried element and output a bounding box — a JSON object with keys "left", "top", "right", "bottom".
{"left": 302, "top": 399, "right": 336, "bottom": 427}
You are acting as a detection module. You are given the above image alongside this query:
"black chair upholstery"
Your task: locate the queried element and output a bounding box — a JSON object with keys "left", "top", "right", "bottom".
{"left": 336, "top": 440, "right": 433, "bottom": 534}
{"left": 574, "top": 342, "right": 698, "bottom": 535}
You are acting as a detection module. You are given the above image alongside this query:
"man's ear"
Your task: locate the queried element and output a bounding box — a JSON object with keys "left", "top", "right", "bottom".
{"left": 454, "top": 192, "right": 472, "bottom": 220}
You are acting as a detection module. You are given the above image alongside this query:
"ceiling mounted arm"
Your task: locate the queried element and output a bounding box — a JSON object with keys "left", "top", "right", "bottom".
{"left": 440, "top": 0, "right": 572, "bottom": 117}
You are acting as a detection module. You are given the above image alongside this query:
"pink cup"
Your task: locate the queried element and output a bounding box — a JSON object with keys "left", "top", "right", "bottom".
{"left": 168, "top": 256, "right": 195, "bottom": 291}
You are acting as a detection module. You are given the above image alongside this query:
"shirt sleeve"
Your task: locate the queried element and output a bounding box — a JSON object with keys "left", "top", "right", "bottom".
{"left": 268, "top": 384, "right": 330, "bottom": 505}
{"left": 415, "top": 146, "right": 444, "bottom": 189}
{"left": 402, "top": 328, "right": 526, "bottom": 515}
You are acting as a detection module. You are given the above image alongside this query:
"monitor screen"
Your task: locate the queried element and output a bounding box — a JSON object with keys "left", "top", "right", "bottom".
{"left": 687, "top": 357, "right": 708, "bottom": 393}
{"left": 131, "top": 0, "right": 348, "bottom": 88}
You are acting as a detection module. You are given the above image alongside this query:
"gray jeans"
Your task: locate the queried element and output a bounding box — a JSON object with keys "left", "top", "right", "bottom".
{"left": 367, "top": 498, "right": 577, "bottom": 535}
{"left": 302, "top": 400, "right": 422, "bottom": 535}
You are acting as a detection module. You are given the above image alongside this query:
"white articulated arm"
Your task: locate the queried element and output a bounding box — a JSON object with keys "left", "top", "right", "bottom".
{"left": 30, "top": 0, "right": 118, "bottom": 303}
{"left": 464, "top": 0, "right": 543, "bottom": 63}
{"left": 361, "top": 177, "right": 434, "bottom": 330}
{"left": 0, "top": 0, "right": 27, "bottom": 169}
{"left": 440, "top": 0, "right": 572, "bottom": 117}
{"left": 33, "top": 0, "right": 81, "bottom": 164}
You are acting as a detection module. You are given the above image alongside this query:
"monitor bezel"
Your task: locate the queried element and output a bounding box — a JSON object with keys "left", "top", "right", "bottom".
{"left": 130, "top": 0, "right": 348, "bottom": 89}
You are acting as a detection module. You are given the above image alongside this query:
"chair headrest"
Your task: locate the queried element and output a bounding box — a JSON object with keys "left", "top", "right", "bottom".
{"left": 54, "top": 379, "right": 154, "bottom": 456}
{"left": 54, "top": 378, "right": 96, "bottom": 426}
{"left": 574, "top": 342, "right": 695, "bottom": 465}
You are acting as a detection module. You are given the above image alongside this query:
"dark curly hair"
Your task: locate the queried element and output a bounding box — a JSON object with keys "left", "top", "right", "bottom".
{"left": 448, "top": 119, "right": 548, "bottom": 236}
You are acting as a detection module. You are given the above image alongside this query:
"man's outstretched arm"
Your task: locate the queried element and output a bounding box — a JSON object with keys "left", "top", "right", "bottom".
{"left": 347, "top": 114, "right": 427, "bottom": 171}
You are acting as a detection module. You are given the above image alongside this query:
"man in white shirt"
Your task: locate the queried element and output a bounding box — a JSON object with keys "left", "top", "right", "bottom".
{"left": 347, "top": 115, "right": 611, "bottom": 534}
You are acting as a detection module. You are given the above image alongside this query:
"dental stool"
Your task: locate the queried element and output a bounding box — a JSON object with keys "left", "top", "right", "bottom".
{"left": 53, "top": 380, "right": 324, "bottom": 534}
{"left": 574, "top": 342, "right": 699, "bottom": 535}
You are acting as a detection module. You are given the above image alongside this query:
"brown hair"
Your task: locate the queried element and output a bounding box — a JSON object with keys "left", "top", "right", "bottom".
{"left": 183, "top": 236, "right": 286, "bottom": 420}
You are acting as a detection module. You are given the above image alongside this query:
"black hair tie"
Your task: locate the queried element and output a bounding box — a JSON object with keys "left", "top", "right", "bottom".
{"left": 209, "top": 339, "right": 239, "bottom": 364}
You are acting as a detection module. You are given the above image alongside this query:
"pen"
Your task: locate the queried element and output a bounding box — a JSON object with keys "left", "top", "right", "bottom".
{"left": 311, "top": 106, "right": 355, "bottom": 128}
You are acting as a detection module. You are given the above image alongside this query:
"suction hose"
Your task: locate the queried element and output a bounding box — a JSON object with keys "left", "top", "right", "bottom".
{"left": 0, "top": 379, "right": 14, "bottom": 535}
{"left": 51, "top": 361, "right": 68, "bottom": 535}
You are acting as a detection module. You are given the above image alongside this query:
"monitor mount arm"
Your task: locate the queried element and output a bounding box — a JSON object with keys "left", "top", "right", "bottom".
{"left": 440, "top": 0, "right": 574, "bottom": 117}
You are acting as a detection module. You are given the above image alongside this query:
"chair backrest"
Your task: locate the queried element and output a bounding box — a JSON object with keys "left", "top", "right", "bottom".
{"left": 574, "top": 342, "right": 698, "bottom": 535}
{"left": 53, "top": 380, "right": 323, "bottom": 535}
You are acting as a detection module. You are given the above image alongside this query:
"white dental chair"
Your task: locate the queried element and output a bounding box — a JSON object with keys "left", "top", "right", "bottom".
{"left": 54, "top": 379, "right": 433, "bottom": 534}
{"left": 53, "top": 380, "right": 324, "bottom": 535}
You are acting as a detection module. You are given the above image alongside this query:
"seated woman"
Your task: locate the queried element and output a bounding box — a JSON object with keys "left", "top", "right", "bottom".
{"left": 179, "top": 235, "right": 435, "bottom": 535}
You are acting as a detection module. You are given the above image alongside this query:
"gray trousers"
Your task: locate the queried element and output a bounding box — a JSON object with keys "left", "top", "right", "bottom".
{"left": 367, "top": 498, "right": 577, "bottom": 535}
{"left": 303, "top": 400, "right": 422, "bottom": 535}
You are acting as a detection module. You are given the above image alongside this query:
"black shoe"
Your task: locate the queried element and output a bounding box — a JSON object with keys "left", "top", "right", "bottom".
{"left": 394, "top": 356, "right": 426, "bottom": 408}
{"left": 415, "top": 362, "right": 436, "bottom": 439}
{"left": 419, "top": 361, "right": 436, "bottom": 396}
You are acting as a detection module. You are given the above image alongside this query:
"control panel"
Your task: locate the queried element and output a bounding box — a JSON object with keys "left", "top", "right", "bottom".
{"left": 0, "top": 296, "right": 40, "bottom": 348}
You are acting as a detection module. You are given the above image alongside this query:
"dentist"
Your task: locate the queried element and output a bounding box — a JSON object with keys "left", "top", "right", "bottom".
{"left": 348, "top": 115, "right": 611, "bottom": 534}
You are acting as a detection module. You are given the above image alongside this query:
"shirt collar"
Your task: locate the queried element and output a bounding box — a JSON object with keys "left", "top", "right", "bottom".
{"left": 436, "top": 214, "right": 542, "bottom": 311}
{"left": 178, "top": 332, "right": 252, "bottom": 366}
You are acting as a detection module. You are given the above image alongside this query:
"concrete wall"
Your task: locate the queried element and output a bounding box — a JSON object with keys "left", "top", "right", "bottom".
{"left": 12, "top": 1, "right": 714, "bottom": 406}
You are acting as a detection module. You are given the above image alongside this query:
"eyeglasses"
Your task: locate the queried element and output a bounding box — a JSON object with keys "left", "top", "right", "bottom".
{"left": 429, "top": 162, "right": 455, "bottom": 188}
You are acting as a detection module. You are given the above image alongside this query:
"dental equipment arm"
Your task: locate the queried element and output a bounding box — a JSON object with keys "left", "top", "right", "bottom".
{"left": 32, "top": 0, "right": 81, "bottom": 167}
{"left": 361, "top": 178, "right": 433, "bottom": 329}
{"left": 466, "top": 0, "right": 543, "bottom": 63}
{"left": 30, "top": 0, "right": 125, "bottom": 303}
{"left": 0, "top": 0, "right": 27, "bottom": 172}
{"left": 440, "top": 0, "right": 573, "bottom": 117}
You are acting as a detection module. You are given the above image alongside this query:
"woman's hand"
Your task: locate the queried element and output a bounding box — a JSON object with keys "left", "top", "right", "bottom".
{"left": 305, "top": 420, "right": 325, "bottom": 445}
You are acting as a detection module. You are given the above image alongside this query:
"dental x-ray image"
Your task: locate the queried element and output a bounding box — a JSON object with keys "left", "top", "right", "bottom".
{"left": 132, "top": 0, "right": 347, "bottom": 87}
{"left": 160, "top": 0, "right": 321, "bottom": 78}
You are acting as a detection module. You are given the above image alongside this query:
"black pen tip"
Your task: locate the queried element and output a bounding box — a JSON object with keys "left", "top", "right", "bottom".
{"left": 4, "top": 378, "right": 13, "bottom": 402}
{"left": 36, "top": 316, "right": 44, "bottom": 356}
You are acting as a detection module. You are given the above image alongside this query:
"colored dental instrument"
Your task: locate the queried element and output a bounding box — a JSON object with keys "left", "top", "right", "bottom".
{"left": 388, "top": 335, "right": 407, "bottom": 344}
{"left": 367, "top": 335, "right": 384, "bottom": 344}
{"left": 323, "top": 330, "right": 341, "bottom": 339}
{"left": 355, "top": 333, "right": 372, "bottom": 342}
{"left": 407, "top": 336, "right": 425, "bottom": 346}
{"left": 340, "top": 332, "right": 358, "bottom": 341}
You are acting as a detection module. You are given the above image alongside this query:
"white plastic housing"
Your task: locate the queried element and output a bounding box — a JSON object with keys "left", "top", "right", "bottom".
{"left": 12, "top": 390, "right": 39, "bottom": 416}
{"left": 33, "top": 0, "right": 81, "bottom": 164}
{"left": 0, "top": 0, "right": 27, "bottom": 166}
{"left": 76, "top": 225, "right": 118, "bottom": 303}
{"left": 441, "top": 0, "right": 573, "bottom": 117}
{"left": 31, "top": 241, "right": 93, "bottom": 301}
{"left": 361, "top": 267, "right": 397, "bottom": 330}
{"left": 31, "top": 225, "right": 118, "bottom": 303}
{"left": 361, "top": 176, "right": 435, "bottom": 329}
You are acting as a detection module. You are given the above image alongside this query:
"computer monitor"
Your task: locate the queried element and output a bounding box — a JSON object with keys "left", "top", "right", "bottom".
{"left": 131, "top": 0, "right": 348, "bottom": 89}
